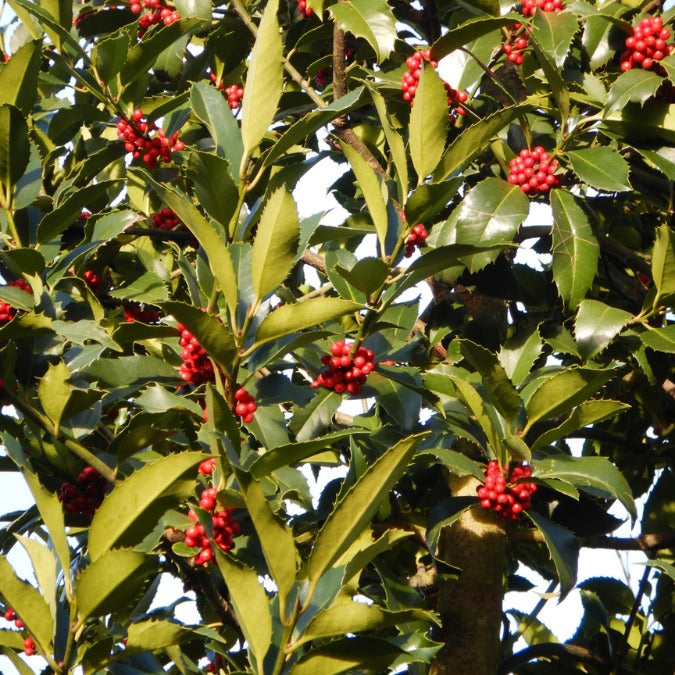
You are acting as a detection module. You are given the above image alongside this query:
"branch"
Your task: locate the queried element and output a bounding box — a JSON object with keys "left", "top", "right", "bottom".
{"left": 332, "top": 17, "right": 347, "bottom": 101}
{"left": 498, "top": 642, "right": 608, "bottom": 674}
{"left": 301, "top": 249, "right": 326, "bottom": 274}
{"left": 582, "top": 530, "right": 675, "bottom": 552}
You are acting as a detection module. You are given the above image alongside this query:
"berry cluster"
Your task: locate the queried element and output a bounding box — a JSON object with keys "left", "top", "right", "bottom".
{"left": 296, "top": 0, "right": 313, "bottom": 18}
{"left": 129, "top": 0, "right": 180, "bottom": 37}
{"left": 520, "top": 0, "right": 563, "bottom": 17}
{"left": 205, "top": 655, "right": 225, "bottom": 673}
{"left": 209, "top": 74, "right": 245, "bottom": 109}
{"left": 233, "top": 387, "right": 257, "bottom": 424}
{"left": 198, "top": 458, "right": 216, "bottom": 475}
{"left": 4, "top": 608, "right": 36, "bottom": 656}
{"left": 404, "top": 224, "right": 428, "bottom": 258}
{"left": 116, "top": 110, "right": 185, "bottom": 170}
{"left": 151, "top": 207, "right": 183, "bottom": 231}
{"left": 177, "top": 323, "right": 216, "bottom": 385}
{"left": 184, "top": 490, "right": 239, "bottom": 566}
{"left": 477, "top": 460, "right": 537, "bottom": 520}
{"left": 401, "top": 50, "right": 468, "bottom": 123}
{"left": 620, "top": 16, "right": 673, "bottom": 72}
{"left": 123, "top": 302, "right": 160, "bottom": 324}
{"left": 507, "top": 146, "right": 560, "bottom": 194}
{"left": 83, "top": 269, "right": 106, "bottom": 293}
{"left": 312, "top": 340, "right": 376, "bottom": 396}
{"left": 0, "top": 279, "right": 31, "bottom": 326}
{"left": 503, "top": 1, "right": 564, "bottom": 64}
{"left": 58, "top": 467, "right": 108, "bottom": 519}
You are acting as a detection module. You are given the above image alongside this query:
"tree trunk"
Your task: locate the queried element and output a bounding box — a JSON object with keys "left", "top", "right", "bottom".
{"left": 430, "top": 476, "right": 508, "bottom": 675}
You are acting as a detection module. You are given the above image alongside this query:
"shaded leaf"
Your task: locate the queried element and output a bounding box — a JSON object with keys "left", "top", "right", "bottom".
{"left": 0, "top": 40, "right": 41, "bottom": 114}
{"left": 432, "top": 15, "right": 518, "bottom": 59}
{"left": 651, "top": 223, "right": 675, "bottom": 303}
{"left": 329, "top": 0, "right": 396, "bottom": 62}
{"left": 605, "top": 69, "right": 663, "bottom": 115}
{"left": 638, "top": 325, "right": 675, "bottom": 353}
{"left": 566, "top": 147, "right": 631, "bottom": 192}
{"left": 0, "top": 104, "right": 29, "bottom": 196}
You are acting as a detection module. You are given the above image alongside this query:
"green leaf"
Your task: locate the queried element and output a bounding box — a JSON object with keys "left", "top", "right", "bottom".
{"left": 531, "top": 399, "right": 630, "bottom": 451}
{"left": 240, "top": 0, "right": 282, "bottom": 173}
{"left": 368, "top": 371, "right": 422, "bottom": 432}
{"left": 605, "top": 69, "right": 664, "bottom": 115}
{"left": 639, "top": 325, "right": 675, "bottom": 353}
{"left": 140, "top": 173, "right": 239, "bottom": 314}
{"left": 533, "top": 454, "right": 635, "bottom": 518}
{"left": 120, "top": 19, "right": 199, "bottom": 87}
{"left": 308, "top": 433, "right": 427, "bottom": 584}
{"left": 432, "top": 15, "right": 519, "bottom": 59}
{"left": 329, "top": 0, "right": 396, "bottom": 62}
{"left": 0, "top": 556, "right": 53, "bottom": 652}
{"left": 234, "top": 470, "right": 297, "bottom": 619}
{"left": 436, "top": 177, "right": 529, "bottom": 272}
{"left": 173, "top": 0, "right": 211, "bottom": 22}
{"left": 250, "top": 430, "right": 366, "bottom": 477}
{"left": 134, "top": 383, "right": 203, "bottom": 415}
{"left": 299, "top": 596, "right": 437, "bottom": 646}
{"left": 76, "top": 549, "right": 153, "bottom": 620}
{"left": 645, "top": 560, "right": 675, "bottom": 582}
{"left": 108, "top": 271, "right": 168, "bottom": 304}
{"left": 638, "top": 147, "right": 675, "bottom": 180}
{"left": 0, "top": 40, "right": 41, "bottom": 114}
{"left": 0, "top": 104, "right": 29, "bottom": 197}
{"left": 213, "top": 549, "right": 272, "bottom": 669}
{"left": 91, "top": 32, "right": 129, "bottom": 84}
{"left": 524, "top": 367, "right": 614, "bottom": 431}
{"left": 575, "top": 299, "right": 632, "bottom": 360}
{"left": 449, "top": 376, "right": 501, "bottom": 455}
{"left": 190, "top": 82, "right": 244, "bottom": 180}
{"left": 335, "top": 257, "right": 389, "bottom": 297}
{"left": 458, "top": 340, "right": 521, "bottom": 423}
{"left": 37, "top": 361, "right": 73, "bottom": 429}
{"left": 434, "top": 102, "right": 534, "bottom": 181}
{"left": 291, "top": 636, "right": 406, "bottom": 675}
{"left": 251, "top": 187, "right": 300, "bottom": 300}
{"left": 22, "top": 471, "right": 71, "bottom": 597}
{"left": 426, "top": 497, "right": 480, "bottom": 554}
{"left": 88, "top": 451, "right": 207, "bottom": 561}
{"left": 531, "top": 9, "right": 578, "bottom": 68}
{"left": 499, "top": 324, "right": 543, "bottom": 387}
{"left": 417, "top": 449, "right": 485, "bottom": 480}
{"left": 254, "top": 297, "right": 362, "bottom": 346}
{"left": 529, "top": 32, "right": 569, "bottom": 122}
{"left": 339, "top": 140, "right": 389, "bottom": 255}
{"left": 524, "top": 510, "right": 578, "bottom": 595}
{"left": 550, "top": 189, "right": 600, "bottom": 309}
{"left": 126, "top": 619, "right": 195, "bottom": 653}
{"left": 566, "top": 147, "right": 632, "bottom": 192}
{"left": 187, "top": 151, "right": 238, "bottom": 227}
{"left": 14, "top": 536, "right": 57, "bottom": 618}
{"left": 0, "top": 284, "right": 33, "bottom": 311}
{"left": 37, "top": 181, "right": 119, "bottom": 244}
{"left": 651, "top": 223, "right": 675, "bottom": 304}
{"left": 409, "top": 65, "right": 448, "bottom": 182}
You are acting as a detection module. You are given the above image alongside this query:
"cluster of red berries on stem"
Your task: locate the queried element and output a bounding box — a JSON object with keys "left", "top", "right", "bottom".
{"left": 404, "top": 224, "right": 428, "bottom": 258}
{"left": 620, "top": 16, "right": 673, "bottom": 72}
{"left": 116, "top": 109, "right": 184, "bottom": 170}
{"left": 198, "top": 458, "right": 216, "bottom": 475}
{"left": 520, "top": 0, "right": 563, "bottom": 17}
{"left": 209, "top": 74, "right": 245, "bottom": 110}
{"left": 184, "top": 487, "right": 239, "bottom": 566}
{"left": 83, "top": 269, "right": 107, "bottom": 293}
{"left": 58, "top": 467, "right": 108, "bottom": 519}
{"left": 477, "top": 460, "right": 537, "bottom": 520}
{"left": 234, "top": 387, "right": 257, "bottom": 423}
{"left": 129, "top": 0, "right": 180, "bottom": 37}
{"left": 177, "top": 323, "right": 216, "bottom": 385}
{"left": 312, "top": 340, "right": 376, "bottom": 396}
{"left": 151, "top": 207, "right": 183, "bottom": 231}
{"left": 503, "top": 1, "right": 564, "bottom": 64}
{"left": 123, "top": 302, "right": 160, "bottom": 324}
{"left": 0, "top": 279, "right": 31, "bottom": 325}
{"left": 205, "top": 655, "right": 225, "bottom": 673}
{"left": 401, "top": 50, "right": 468, "bottom": 123}
{"left": 4, "top": 608, "right": 35, "bottom": 655}
{"left": 507, "top": 146, "right": 560, "bottom": 194}
{"left": 296, "top": 0, "right": 313, "bottom": 18}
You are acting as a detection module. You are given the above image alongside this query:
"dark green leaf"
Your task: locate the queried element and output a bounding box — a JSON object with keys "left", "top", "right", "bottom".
{"left": 91, "top": 32, "right": 129, "bottom": 84}
{"left": 498, "top": 324, "right": 543, "bottom": 387}
{"left": 532, "top": 9, "right": 578, "bottom": 68}
{"left": 186, "top": 151, "right": 238, "bottom": 227}
{"left": 432, "top": 15, "right": 519, "bottom": 59}
{"left": 0, "top": 104, "right": 29, "bottom": 196}
{"left": 605, "top": 69, "right": 663, "bottom": 115}
{"left": 0, "top": 40, "right": 41, "bottom": 114}
{"left": 651, "top": 223, "right": 675, "bottom": 303}
{"left": 574, "top": 299, "right": 632, "bottom": 360}
{"left": 566, "top": 147, "right": 632, "bottom": 192}
{"left": 334, "top": 257, "right": 389, "bottom": 296}
{"left": 329, "top": 0, "right": 396, "bottom": 62}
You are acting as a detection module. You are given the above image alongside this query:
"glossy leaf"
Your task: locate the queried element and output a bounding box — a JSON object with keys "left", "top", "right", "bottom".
{"left": 0, "top": 40, "right": 41, "bottom": 114}
{"left": 0, "top": 555, "right": 53, "bottom": 651}
{"left": 525, "top": 510, "right": 578, "bottom": 595}
{"left": 524, "top": 367, "right": 614, "bottom": 431}
{"left": 76, "top": 549, "right": 153, "bottom": 620}
{"left": 308, "top": 433, "right": 426, "bottom": 584}
{"left": 605, "top": 69, "right": 663, "bottom": 115}
{"left": 254, "top": 297, "right": 362, "bottom": 346}
{"left": 533, "top": 454, "right": 635, "bottom": 518}
{"left": 449, "top": 376, "right": 501, "bottom": 455}
{"left": 575, "top": 299, "right": 632, "bottom": 360}
{"left": 126, "top": 619, "right": 194, "bottom": 653}
{"left": 550, "top": 189, "right": 600, "bottom": 309}
{"left": 531, "top": 9, "right": 578, "bottom": 68}
{"left": 638, "top": 325, "right": 675, "bottom": 353}
{"left": 91, "top": 32, "right": 128, "bottom": 84}
{"left": 251, "top": 187, "right": 300, "bottom": 300}
{"left": 240, "top": 0, "right": 282, "bottom": 173}
{"left": 329, "top": 0, "right": 396, "bottom": 62}
{"left": 335, "top": 257, "right": 389, "bottom": 296}
{"left": 432, "top": 15, "right": 518, "bottom": 58}
{"left": 88, "top": 452, "right": 207, "bottom": 561}
{"left": 0, "top": 104, "right": 29, "bottom": 196}
{"left": 213, "top": 549, "right": 272, "bottom": 669}
{"left": 186, "top": 151, "right": 238, "bottom": 228}
{"left": 531, "top": 399, "right": 630, "bottom": 451}
{"left": 409, "top": 65, "right": 448, "bottom": 182}
{"left": 499, "top": 324, "right": 543, "bottom": 387}
{"left": 566, "top": 147, "right": 631, "bottom": 193}
{"left": 651, "top": 224, "right": 675, "bottom": 303}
